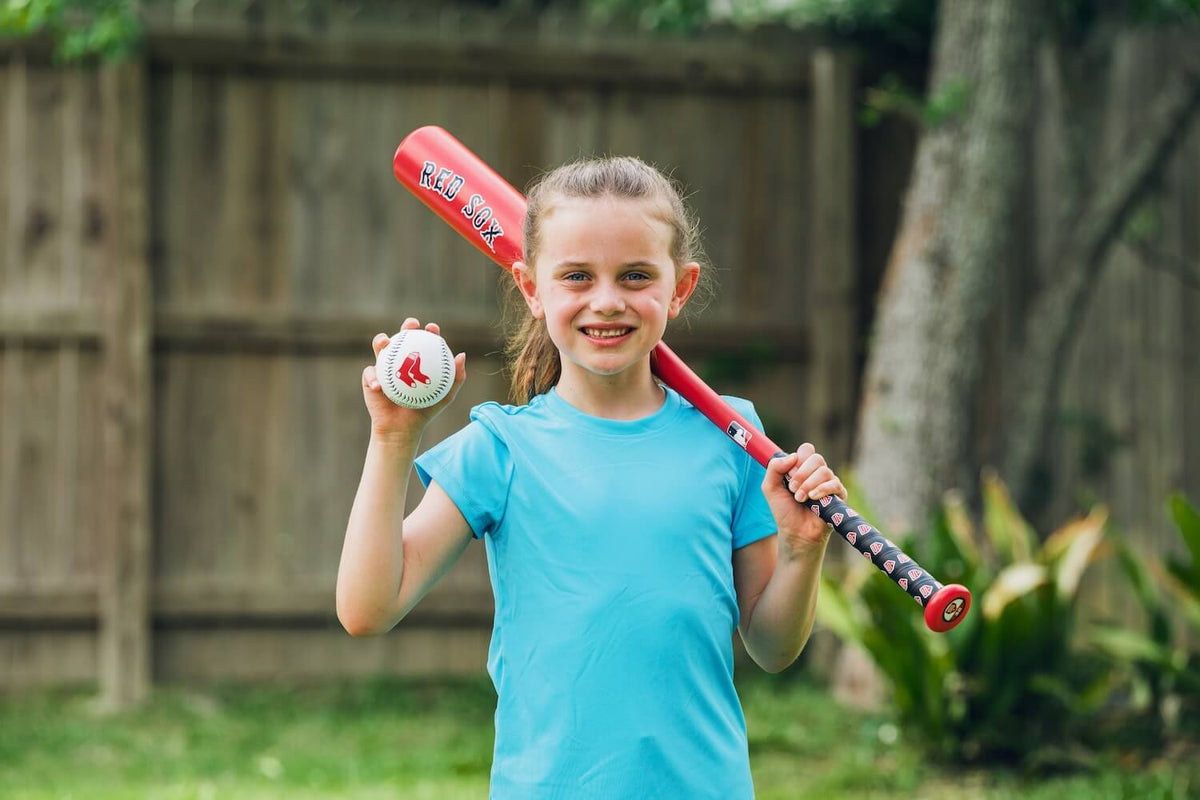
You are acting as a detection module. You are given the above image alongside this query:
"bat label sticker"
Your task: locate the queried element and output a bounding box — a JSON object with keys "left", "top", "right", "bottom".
{"left": 942, "top": 597, "right": 966, "bottom": 623}
{"left": 418, "top": 161, "right": 465, "bottom": 201}
{"left": 726, "top": 421, "right": 752, "bottom": 449}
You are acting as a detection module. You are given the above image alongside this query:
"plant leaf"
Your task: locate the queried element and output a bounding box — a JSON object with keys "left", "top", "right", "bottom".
{"left": 1150, "top": 559, "right": 1200, "bottom": 630}
{"left": 982, "top": 563, "right": 1048, "bottom": 620}
{"left": 982, "top": 471, "right": 1036, "bottom": 563}
{"left": 815, "top": 575, "right": 864, "bottom": 644}
{"left": 1052, "top": 508, "right": 1108, "bottom": 600}
{"left": 1167, "top": 492, "right": 1200, "bottom": 576}
{"left": 942, "top": 490, "right": 982, "bottom": 567}
{"left": 1087, "top": 625, "right": 1175, "bottom": 668}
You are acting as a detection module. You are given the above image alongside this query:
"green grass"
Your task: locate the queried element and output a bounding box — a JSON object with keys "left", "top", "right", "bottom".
{"left": 1, "top": 673, "right": 1195, "bottom": 799}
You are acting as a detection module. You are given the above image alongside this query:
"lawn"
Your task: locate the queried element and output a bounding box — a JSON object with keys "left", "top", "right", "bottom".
{"left": 1, "top": 672, "right": 1194, "bottom": 799}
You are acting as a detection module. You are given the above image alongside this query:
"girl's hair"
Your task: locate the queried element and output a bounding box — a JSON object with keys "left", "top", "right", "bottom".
{"left": 503, "top": 156, "right": 713, "bottom": 402}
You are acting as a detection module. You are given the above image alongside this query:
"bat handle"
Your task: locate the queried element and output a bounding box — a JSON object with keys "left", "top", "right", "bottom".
{"left": 772, "top": 451, "right": 971, "bottom": 632}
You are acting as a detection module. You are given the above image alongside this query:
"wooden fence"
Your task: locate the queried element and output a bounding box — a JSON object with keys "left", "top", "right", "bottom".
{"left": 0, "top": 5, "right": 859, "bottom": 701}
{"left": 2, "top": 6, "right": 1197, "bottom": 702}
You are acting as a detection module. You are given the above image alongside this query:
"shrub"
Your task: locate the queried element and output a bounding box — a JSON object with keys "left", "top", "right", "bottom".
{"left": 817, "top": 473, "right": 1114, "bottom": 766}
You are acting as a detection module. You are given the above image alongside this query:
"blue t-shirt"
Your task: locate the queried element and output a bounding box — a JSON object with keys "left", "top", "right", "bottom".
{"left": 415, "top": 385, "right": 776, "bottom": 800}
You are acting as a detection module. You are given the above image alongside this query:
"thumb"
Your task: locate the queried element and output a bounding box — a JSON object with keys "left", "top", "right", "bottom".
{"left": 766, "top": 452, "right": 799, "bottom": 476}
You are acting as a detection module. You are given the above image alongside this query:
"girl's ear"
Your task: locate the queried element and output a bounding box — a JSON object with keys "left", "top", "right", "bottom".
{"left": 512, "top": 261, "right": 544, "bottom": 319}
{"left": 668, "top": 262, "right": 701, "bottom": 319}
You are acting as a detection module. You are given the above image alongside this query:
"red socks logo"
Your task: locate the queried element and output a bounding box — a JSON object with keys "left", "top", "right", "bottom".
{"left": 396, "top": 352, "right": 432, "bottom": 388}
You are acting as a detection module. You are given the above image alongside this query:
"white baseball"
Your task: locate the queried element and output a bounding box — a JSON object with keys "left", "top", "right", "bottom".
{"left": 375, "top": 329, "right": 455, "bottom": 409}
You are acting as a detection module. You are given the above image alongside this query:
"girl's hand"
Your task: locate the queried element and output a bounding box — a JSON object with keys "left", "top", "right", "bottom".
{"left": 362, "top": 318, "right": 466, "bottom": 441}
{"left": 763, "top": 443, "right": 847, "bottom": 561}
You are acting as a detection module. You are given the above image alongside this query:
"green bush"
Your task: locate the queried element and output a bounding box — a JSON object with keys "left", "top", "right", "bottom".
{"left": 817, "top": 473, "right": 1115, "bottom": 766}
{"left": 1087, "top": 493, "right": 1200, "bottom": 740}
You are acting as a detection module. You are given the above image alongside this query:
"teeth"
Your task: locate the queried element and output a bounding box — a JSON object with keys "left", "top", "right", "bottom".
{"left": 584, "top": 328, "right": 630, "bottom": 338}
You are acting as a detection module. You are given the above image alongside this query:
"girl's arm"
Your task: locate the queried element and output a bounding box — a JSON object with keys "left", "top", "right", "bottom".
{"left": 336, "top": 319, "right": 470, "bottom": 637}
{"left": 733, "top": 444, "right": 845, "bottom": 673}
{"left": 337, "top": 438, "right": 473, "bottom": 636}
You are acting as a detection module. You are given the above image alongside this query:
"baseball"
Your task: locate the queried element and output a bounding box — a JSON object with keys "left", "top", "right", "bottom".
{"left": 376, "top": 329, "right": 455, "bottom": 409}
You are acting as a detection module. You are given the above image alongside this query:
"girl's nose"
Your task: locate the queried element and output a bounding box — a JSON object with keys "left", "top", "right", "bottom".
{"left": 589, "top": 284, "right": 626, "bottom": 315}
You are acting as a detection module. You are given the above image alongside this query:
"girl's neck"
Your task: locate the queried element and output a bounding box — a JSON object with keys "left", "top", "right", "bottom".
{"left": 554, "top": 362, "right": 665, "bottom": 421}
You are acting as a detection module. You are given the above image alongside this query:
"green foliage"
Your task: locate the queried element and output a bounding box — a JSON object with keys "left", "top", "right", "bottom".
{"left": 860, "top": 74, "right": 971, "bottom": 129}
{"left": 585, "top": 0, "right": 711, "bottom": 33}
{"left": 817, "top": 473, "right": 1115, "bottom": 766}
{"left": 0, "top": 0, "right": 141, "bottom": 61}
{"left": 1087, "top": 493, "right": 1200, "bottom": 739}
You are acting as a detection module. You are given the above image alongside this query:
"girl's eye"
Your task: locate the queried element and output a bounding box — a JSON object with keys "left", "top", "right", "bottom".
{"left": 624, "top": 272, "right": 651, "bottom": 282}
{"left": 563, "top": 272, "right": 589, "bottom": 282}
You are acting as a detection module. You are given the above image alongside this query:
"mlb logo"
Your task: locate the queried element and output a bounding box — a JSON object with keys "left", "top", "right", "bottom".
{"left": 726, "top": 422, "right": 752, "bottom": 449}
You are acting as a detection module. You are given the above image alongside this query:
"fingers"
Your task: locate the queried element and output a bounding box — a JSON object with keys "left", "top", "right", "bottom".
{"left": 766, "top": 452, "right": 800, "bottom": 476}
{"left": 372, "top": 318, "right": 446, "bottom": 358}
{"left": 362, "top": 364, "right": 380, "bottom": 392}
{"left": 783, "top": 443, "right": 847, "bottom": 501}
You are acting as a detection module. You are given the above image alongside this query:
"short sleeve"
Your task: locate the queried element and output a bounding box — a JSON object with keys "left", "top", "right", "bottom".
{"left": 726, "top": 398, "right": 777, "bottom": 550}
{"left": 414, "top": 415, "right": 513, "bottom": 540}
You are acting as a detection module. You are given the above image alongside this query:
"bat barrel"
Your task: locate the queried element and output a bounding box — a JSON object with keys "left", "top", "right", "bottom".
{"left": 393, "top": 126, "right": 527, "bottom": 271}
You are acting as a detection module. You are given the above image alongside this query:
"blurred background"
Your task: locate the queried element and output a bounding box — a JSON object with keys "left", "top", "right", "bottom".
{"left": 0, "top": 1, "right": 1198, "bottom": 797}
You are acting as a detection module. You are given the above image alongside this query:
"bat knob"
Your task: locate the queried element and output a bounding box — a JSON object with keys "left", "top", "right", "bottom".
{"left": 924, "top": 583, "right": 971, "bottom": 632}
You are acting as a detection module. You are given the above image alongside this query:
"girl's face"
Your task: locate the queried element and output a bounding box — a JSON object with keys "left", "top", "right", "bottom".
{"left": 514, "top": 195, "right": 700, "bottom": 384}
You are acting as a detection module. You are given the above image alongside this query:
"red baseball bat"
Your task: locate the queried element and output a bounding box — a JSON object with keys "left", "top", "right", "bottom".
{"left": 393, "top": 125, "right": 971, "bottom": 633}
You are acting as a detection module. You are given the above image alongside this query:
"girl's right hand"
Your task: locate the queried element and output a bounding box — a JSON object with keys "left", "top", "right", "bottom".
{"left": 362, "top": 318, "right": 467, "bottom": 440}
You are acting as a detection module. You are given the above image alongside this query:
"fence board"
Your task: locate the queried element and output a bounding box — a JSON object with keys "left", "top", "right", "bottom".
{"left": 97, "top": 63, "right": 152, "bottom": 707}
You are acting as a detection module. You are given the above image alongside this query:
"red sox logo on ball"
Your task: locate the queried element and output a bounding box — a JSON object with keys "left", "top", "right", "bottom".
{"left": 396, "top": 352, "right": 432, "bottom": 388}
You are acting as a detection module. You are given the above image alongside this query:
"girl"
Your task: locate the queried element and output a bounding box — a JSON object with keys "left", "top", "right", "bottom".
{"left": 337, "top": 156, "right": 846, "bottom": 799}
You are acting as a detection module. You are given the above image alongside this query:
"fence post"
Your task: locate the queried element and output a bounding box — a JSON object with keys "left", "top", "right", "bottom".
{"left": 98, "top": 60, "right": 152, "bottom": 709}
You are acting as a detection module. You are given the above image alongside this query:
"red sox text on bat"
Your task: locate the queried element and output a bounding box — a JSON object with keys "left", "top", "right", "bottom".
{"left": 417, "top": 160, "right": 505, "bottom": 251}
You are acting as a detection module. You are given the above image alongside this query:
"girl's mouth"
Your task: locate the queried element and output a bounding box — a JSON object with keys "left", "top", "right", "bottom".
{"left": 580, "top": 326, "right": 634, "bottom": 344}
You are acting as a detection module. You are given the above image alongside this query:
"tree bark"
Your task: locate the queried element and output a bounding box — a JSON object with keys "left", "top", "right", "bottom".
{"left": 853, "top": 0, "right": 1039, "bottom": 534}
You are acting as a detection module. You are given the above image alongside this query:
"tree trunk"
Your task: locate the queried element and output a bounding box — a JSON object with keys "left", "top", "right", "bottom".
{"left": 853, "top": 0, "right": 1039, "bottom": 534}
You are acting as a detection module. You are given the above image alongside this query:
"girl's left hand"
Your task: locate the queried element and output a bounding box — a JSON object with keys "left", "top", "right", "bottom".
{"left": 763, "top": 443, "right": 847, "bottom": 560}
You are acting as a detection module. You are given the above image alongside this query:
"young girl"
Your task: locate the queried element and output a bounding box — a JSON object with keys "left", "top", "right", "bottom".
{"left": 337, "top": 156, "right": 846, "bottom": 799}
